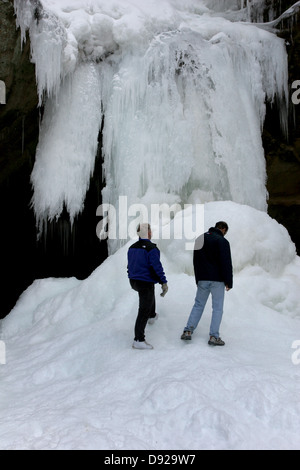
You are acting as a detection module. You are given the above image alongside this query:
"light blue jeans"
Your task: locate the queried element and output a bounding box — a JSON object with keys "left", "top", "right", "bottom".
{"left": 184, "top": 281, "right": 225, "bottom": 338}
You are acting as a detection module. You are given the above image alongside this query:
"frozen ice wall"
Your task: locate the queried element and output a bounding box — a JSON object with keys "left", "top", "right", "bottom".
{"left": 14, "top": 0, "right": 288, "bottom": 235}
{"left": 101, "top": 24, "right": 287, "bottom": 215}
{"left": 203, "top": 1, "right": 276, "bottom": 22}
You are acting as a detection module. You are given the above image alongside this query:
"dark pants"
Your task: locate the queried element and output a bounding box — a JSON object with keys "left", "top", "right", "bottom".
{"left": 130, "top": 279, "right": 156, "bottom": 342}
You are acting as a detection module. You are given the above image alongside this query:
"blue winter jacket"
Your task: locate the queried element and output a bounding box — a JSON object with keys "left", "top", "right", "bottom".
{"left": 193, "top": 227, "right": 233, "bottom": 288}
{"left": 127, "top": 238, "right": 167, "bottom": 284}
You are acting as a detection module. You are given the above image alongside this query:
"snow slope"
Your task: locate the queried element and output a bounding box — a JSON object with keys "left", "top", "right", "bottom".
{"left": 1, "top": 202, "right": 300, "bottom": 450}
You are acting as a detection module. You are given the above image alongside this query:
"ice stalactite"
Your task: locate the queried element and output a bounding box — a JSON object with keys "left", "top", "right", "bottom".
{"left": 99, "top": 21, "right": 289, "bottom": 251}
{"left": 31, "top": 62, "right": 103, "bottom": 228}
{"left": 13, "top": 0, "right": 292, "bottom": 247}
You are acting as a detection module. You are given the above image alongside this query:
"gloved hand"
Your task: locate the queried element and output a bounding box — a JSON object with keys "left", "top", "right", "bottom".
{"left": 160, "top": 283, "right": 168, "bottom": 297}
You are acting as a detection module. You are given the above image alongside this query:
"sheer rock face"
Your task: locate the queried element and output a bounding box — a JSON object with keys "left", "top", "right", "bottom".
{"left": 263, "top": 1, "right": 300, "bottom": 255}
{"left": 0, "top": 0, "right": 39, "bottom": 182}
{"left": 0, "top": 0, "right": 299, "bottom": 316}
{"left": 0, "top": 0, "right": 39, "bottom": 318}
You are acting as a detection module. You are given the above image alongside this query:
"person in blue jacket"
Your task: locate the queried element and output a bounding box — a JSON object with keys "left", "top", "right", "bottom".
{"left": 128, "top": 223, "right": 168, "bottom": 350}
{"left": 181, "top": 221, "right": 233, "bottom": 346}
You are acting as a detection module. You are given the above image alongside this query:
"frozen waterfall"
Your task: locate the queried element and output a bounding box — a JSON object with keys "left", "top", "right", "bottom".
{"left": 14, "top": 0, "right": 289, "bottom": 240}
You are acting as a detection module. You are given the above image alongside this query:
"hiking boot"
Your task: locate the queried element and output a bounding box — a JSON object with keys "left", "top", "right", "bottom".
{"left": 132, "top": 340, "right": 153, "bottom": 350}
{"left": 181, "top": 330, "right": 192, "bottom": 341}
{"left": 148, "top": 314, "right": 159, "bottom": 325}
{"left": 208, "top": 336, "right": 225, "bottom": 346}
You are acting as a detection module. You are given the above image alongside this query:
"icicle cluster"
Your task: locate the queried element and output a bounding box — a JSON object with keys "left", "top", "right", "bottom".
{"left": 14, "top": 0, "right": 289, "bottom": 238}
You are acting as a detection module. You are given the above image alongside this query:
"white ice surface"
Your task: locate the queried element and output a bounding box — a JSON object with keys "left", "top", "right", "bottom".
{"left": 14, "top": 0, "right": 288, "bottom": 228}
{"left": 1, "top": 202, "right": 300, "bottom": 450}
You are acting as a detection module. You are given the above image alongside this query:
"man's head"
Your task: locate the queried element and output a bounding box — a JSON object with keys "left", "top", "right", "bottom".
{"left": 215, "top": 221, "right": 228, "bottom": 236}
{"left": 137, "top": 223, "right": 152, "bottom": 239}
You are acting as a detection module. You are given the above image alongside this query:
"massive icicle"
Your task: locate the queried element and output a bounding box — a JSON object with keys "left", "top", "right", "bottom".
{"left": 31, "top": 62, "right": 103, "bottom": 225}
{"left": 101, "top": 25, "right": 288, "bottom": 215}
{"left": 14, "top": 0, "right": 289, "bottom": 237}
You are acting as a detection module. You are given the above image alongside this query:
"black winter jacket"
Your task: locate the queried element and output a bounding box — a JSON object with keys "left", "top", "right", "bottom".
{"left": 193, "top": 227, "right": 233, "bottom": 288}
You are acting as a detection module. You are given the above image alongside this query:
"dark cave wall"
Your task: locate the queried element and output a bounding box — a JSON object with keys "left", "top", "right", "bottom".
{"left": 0, "top": 0, "right": 39, "bottom": 318}
{"left": 0, "top": 0, "right": 299, "bottom": 318}
{"left": 263, "top": 1, "right": 300, "bottom": 255}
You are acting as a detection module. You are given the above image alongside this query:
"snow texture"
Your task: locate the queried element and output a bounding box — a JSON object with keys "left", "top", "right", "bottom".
{"left": 1, "top": 201, "right": 300, "bottom": 450}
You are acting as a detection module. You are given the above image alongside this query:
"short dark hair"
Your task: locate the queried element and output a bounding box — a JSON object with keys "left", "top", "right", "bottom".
{"left": 215, "top": 221, "right": 228, "bottom": 233}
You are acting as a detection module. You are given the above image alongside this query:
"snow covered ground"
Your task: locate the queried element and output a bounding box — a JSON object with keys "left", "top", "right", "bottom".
{"left": 1, "top": 202, "right": 300, "bottom": 450}
{"left": 2, "top": 0, "right": 299, "bottom": 451}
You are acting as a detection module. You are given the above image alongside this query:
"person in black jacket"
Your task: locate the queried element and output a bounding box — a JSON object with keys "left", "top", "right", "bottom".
{"left": 181, "top": 221, "right": 233, "bottom": 346}
{"left": 128, "top": 223, "right": 168, "bottom": 350}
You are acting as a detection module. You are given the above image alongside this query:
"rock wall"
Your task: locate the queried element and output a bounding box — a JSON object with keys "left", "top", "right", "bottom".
{"left": 0, "top": 0, "right": 299, "bottom": 318}
{"left": 0, "top": 0, "right": 39, "bottom": 317}
{"left": 263, "top": 0, "right": 300, "bottom": 257}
